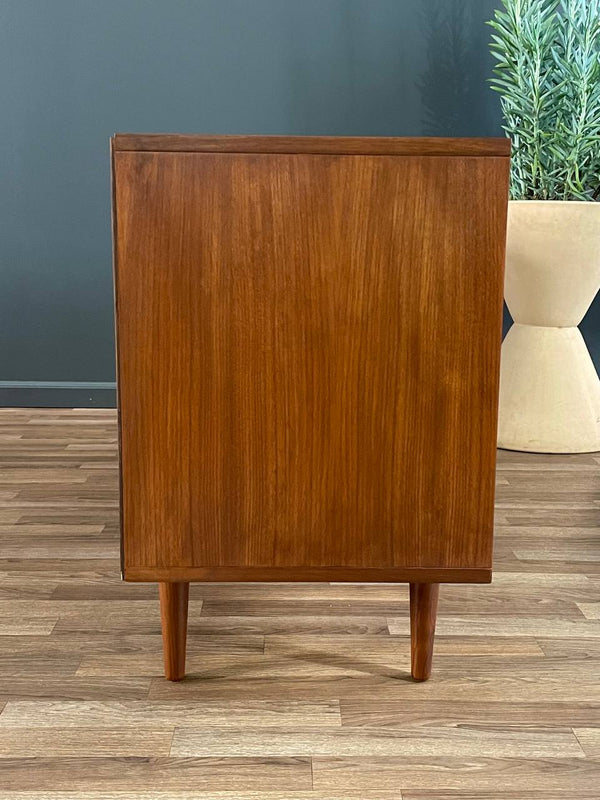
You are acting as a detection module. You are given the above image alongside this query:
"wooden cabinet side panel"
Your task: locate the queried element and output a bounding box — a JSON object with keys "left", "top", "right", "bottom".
{"left": 114, "top": 153, "right": 196, "bottom": 568}
{"left": 114, "top": 151, "right": 508, "bottom": 572}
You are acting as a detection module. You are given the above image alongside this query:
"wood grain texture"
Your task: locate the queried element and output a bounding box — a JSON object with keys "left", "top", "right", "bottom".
{"left": 113, "top": 141, "right": 509, "bottom": 582}
{"left": 0, "top": 756, "right": 312, "bottom": 792}
{"left": 113, "top": 133, "right": 511, "bottom": 156}
{"left": 574, "top": 727, "right": 600, "bottom": 757}
{"left": 128, "top": 566, "right": 491, "bottom": 583}
{"left": 0, "top": 410, "right": 599, "bottom": 794}
{"left": 169, "top": 726, "right": 583, "bottom": 759}
{"left": 409, "top": 583, "right": 439, "bottom": 681}
{"left": 311, "top": 756, "right": 600, "bottom": 793}
{"left": 159, "top": 582, "right": 188, "bottom": 680}
{"left": 339, "top": 699, "right": 600, "bottom": 728}
{"left": 0, "top": 794, "right": 404, "bottom": 800}
{"left": 401, "top": 794, "right": 600, "bottom": 800}
{"left": 0, "top": 728, "right": 173, "bottom": 757}
{"left": 0, "top": 699, "right": 340, "bottom": 728}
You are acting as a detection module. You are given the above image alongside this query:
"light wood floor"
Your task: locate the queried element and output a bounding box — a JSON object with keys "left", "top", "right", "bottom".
{"left": 0, "top": 408, "right": 598, "bottom": 798}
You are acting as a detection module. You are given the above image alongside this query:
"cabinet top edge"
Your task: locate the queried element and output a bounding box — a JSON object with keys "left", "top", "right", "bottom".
{"left": 111, "top": 134, "right": 511, "bottom": 158}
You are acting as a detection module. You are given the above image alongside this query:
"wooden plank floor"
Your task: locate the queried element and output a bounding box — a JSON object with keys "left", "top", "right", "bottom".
{"left": 0, "top": 407, "right": 598, "bottom": 799}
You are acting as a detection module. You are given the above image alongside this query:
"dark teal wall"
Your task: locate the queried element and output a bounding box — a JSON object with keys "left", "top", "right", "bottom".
{"left": 1, "top": 0, "right": 596, "bottom": 405}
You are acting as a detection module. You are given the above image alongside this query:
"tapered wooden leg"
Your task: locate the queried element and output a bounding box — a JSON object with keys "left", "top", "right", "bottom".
{"left": 159, "top": 582, "right": 189, "bottom": 681}
{"left": 409, "top": 582, "right": 439, "bottom": 681}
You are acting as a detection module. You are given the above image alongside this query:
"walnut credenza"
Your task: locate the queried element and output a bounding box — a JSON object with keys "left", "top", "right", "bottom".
{"left": 111, "top": 134, "right": 510, "bottom": 681}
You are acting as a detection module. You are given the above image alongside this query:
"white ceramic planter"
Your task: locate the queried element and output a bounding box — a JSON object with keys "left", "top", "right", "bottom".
{"left": 498, "top": 200, "right": 600, "bottom": 453}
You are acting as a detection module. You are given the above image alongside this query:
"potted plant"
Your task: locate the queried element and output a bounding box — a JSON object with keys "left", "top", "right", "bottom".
{"left": 489, "top": 0, "right": 600, "bottom": 452}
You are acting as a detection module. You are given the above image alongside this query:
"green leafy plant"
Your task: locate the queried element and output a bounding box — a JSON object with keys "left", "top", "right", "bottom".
{"left": 488, "top": 0, "right": 600, "bottom": 200}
